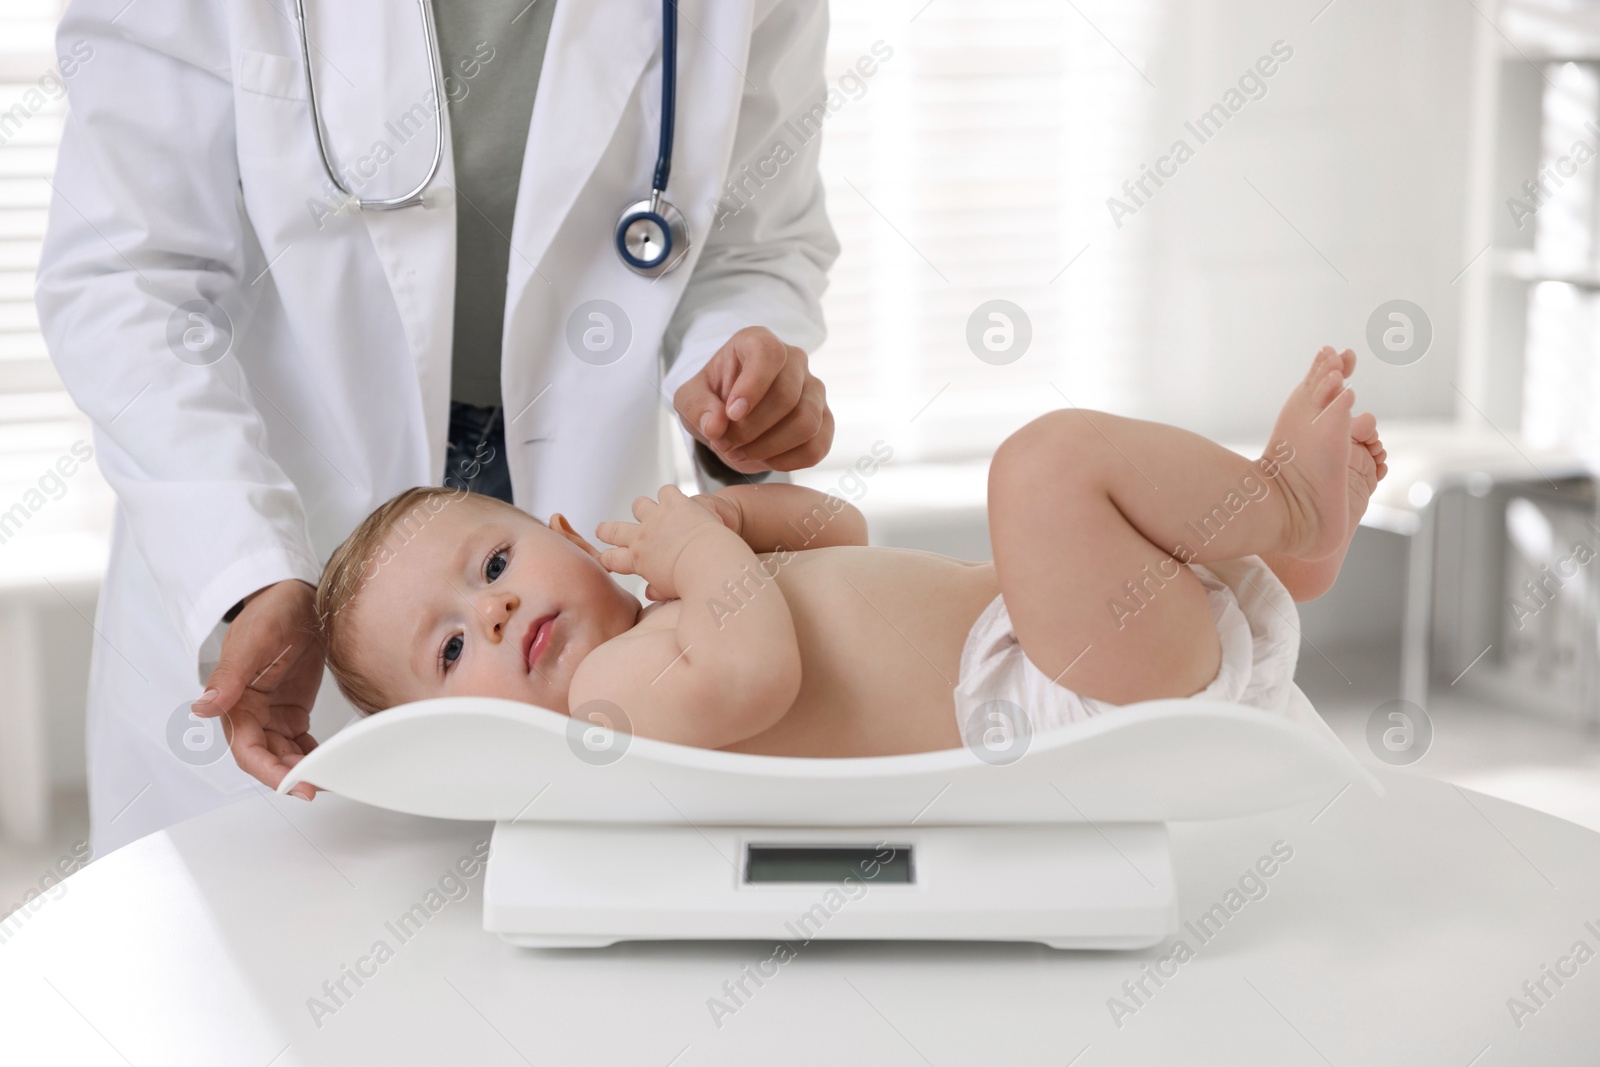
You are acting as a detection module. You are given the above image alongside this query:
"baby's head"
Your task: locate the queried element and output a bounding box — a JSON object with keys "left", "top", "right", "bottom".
{"left": 316, "top": 487, "right": 641, "bottom": 715}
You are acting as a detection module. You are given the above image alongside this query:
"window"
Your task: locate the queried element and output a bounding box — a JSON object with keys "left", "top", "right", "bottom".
{"left": 1520, "top": 58, "right": 1600, "bottom": 463}
{"left": 0, "top": 0, "right": 114, "bottom": 549}
{"left": 2, "top": 2, "right": 67, "bottom": 392}
{"left": 812, "top": 1, "right": 1155, "bottom": 468}
{"left": 1470, "top": 0, "right": 1600, "bottom": 468}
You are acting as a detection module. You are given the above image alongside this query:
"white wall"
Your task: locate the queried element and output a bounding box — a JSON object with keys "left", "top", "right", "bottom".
{"left": 1107, "top": 0, "right": 1476, "bottom": 441}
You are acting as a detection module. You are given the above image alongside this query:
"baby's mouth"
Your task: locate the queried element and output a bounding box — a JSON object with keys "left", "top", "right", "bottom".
{"left": 523, "top": 613, "right": 558, "bottom": 673}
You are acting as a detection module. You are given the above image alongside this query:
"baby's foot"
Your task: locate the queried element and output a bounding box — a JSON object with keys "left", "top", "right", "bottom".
{"left": 1265, "top": 410, "right": 1388, "bottom": 601}
{"left": 1262, "top": 346, "right": 1357, "bottom": 561}
{"left": 1346, "top": 410, "right": 1386, "bottom": 527}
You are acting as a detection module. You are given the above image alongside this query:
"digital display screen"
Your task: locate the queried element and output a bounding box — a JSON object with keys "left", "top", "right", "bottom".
{"left": 743, "top": 845, "right": 913, "bottom": 884}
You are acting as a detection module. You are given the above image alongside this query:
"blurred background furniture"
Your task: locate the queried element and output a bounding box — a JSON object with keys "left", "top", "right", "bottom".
{"left": 0, "top": 534, "right": 104, "bottom": 842}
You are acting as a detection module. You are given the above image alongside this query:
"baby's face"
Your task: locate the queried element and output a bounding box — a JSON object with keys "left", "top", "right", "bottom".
{"left": 344, "top": 497, "right": 640, "bottom": 713}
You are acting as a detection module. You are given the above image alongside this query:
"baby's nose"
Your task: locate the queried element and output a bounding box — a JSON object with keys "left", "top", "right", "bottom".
{"left": 485, "top": 594, "right": 519, "bottom": 637}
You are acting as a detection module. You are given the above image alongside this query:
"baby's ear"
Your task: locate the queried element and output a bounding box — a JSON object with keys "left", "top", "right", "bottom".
{"left": 548, "top": 512, "right": 602, "bottom": 560}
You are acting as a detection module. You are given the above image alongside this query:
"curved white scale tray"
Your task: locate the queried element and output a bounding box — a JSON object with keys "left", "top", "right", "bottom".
{"left": 279, "top": 684, "right": 1382, "bottom": 826}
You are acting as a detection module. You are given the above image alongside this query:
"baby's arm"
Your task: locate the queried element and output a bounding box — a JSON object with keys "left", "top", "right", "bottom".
{"left": 568, "top": 486, "right": 802, "bottom": 749}
{"left": 696, "top": 483, "right": 868, "bottom": 552}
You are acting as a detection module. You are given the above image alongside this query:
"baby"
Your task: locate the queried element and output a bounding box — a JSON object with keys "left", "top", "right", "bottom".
{"left": 314, "top": 347, "right": 1386, "bottom": 757}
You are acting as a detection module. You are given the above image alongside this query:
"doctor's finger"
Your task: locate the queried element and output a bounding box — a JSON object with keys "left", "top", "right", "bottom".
{"left": 263, "top": 729, "right": 306, "bottom": 766}
{"left": 754, "top": 406, "right": 836, "bottom": 472}
{"left": 227, "top": 717, "right": 293, "bottom": 790}
{"left": 724, "top": 377, "right": 828, "bottom": 463}
{"left": 196, "top": 633, "right": 297, "bottom": 716}
{"left": 710, "top": 353, "right": 806, "bottom": 450}
{"left": 716, "top": 329, "right": 794, "bottom": 423}
{"left": 279, "top": 729, "right": 319, "bottom": 801}
{"left": 197, "top": 607, "right": 319, "bottom": 715}
{"left": 673, "top": 376, "right": 729, "bottom": 444}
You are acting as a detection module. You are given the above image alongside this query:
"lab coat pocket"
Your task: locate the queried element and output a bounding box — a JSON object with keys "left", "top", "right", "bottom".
{"left": 237, "top": 49, "right": 306, "bottom": 102}
{"left": 234, "top": 47, "right": 331, "bottom": 247}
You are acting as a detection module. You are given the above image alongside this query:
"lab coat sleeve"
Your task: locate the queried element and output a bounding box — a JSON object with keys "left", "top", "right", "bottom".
{"left": 35, "top": 0, "right": 322, "bottom": 668}
{"left": 659, "top": 0, "right": 841, "bottom": 456}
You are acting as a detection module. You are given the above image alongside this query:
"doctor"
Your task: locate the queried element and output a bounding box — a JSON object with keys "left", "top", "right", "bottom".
{"left": 36, "top": 0, "right": 841, "bottom": 857}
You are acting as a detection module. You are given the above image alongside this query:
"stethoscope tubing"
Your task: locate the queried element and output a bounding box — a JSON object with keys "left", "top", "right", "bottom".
{"left": 294, "top": 0, "right": 685, "bottom": 273}
{"left": 652, "top": 0, "right": 677, "bottom": 196}
{"left": 294, "top": 0, "right": 446, "bottom": 211}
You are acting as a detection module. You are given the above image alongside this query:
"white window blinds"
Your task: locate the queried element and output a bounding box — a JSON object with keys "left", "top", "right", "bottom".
{"left": 1, "top": 0, "right": 114, "bottom": 551}
{"left": 1490, "top": 0, "right": 1600, "bottom": 470}
{"left": 2, "top": 1, "right": 64, "bottom": 392}
{"left": 811, "top": 1, "right": 1154, "bottom": 467}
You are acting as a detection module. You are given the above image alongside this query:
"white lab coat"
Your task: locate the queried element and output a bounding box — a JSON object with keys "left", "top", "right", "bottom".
{"left": 35, "top": 0, "right": 839, "bottom": 858}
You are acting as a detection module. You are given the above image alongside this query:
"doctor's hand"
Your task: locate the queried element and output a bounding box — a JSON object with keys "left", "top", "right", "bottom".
{"left": 191, "top": 579, "right": 325, "bottom": 801}
{"left": 674, "top": 326, "right": 835, "bottom": 475}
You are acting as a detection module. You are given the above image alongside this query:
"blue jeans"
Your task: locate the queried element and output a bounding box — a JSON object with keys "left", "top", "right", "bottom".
{"left": 444, "top": 401, "right": 513, "bottom": 503}
{"left": 444, "top": 400, "right": 774, "bottom": 503}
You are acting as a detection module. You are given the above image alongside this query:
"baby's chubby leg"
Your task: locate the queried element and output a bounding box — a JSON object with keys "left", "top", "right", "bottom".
{"left": 987, "top": 348, "right": 1356, "bottom": 706}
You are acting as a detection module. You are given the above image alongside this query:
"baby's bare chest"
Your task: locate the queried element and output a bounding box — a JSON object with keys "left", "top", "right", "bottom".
{"left": 731, "top": 547, "right": 1001, "bottom": 755}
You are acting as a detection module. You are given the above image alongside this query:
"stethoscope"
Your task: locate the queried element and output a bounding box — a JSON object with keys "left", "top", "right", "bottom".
{"left": 293, "top": 0, "right": 689, "bottom": 278}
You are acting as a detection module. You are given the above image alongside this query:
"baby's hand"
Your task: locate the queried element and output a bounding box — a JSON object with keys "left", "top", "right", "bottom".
{"left": 690, "top": 491, "right": 743, "bottom": 537}
{"left": 596, "top": 485, "right": 732, "bottom": 601}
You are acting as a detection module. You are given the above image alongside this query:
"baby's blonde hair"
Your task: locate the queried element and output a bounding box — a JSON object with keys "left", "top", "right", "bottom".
{"left": 315, "top": 486, "right": 529, "bottom": 714}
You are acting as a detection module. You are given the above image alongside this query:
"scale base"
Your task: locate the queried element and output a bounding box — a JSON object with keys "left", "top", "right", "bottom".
{"left": 484, "top": 821, "right": 1177, "bottom": 951}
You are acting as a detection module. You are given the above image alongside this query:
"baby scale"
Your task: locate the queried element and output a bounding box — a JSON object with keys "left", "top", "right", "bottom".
{"left": 278, "top": 687, "right": 1380, "bottom": 949}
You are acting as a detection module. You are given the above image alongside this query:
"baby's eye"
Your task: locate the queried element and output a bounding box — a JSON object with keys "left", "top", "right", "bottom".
{"left": 440, "top": 633, "right": 464, "bottom": 672}
{"left": 485, "top": 548, "right": 508, "bottom": 582}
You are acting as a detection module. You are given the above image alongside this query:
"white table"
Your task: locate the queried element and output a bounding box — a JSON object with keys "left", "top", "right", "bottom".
{"left": 0, "top": 767, "right": 1595, "bottom": 1065}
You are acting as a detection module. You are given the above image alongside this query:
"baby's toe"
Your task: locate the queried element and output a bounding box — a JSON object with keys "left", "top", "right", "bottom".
{"left": 1305, "top": 347, "right": 1337, "bottom": 388}
{"left": 1308, "top": 369, "right": 1347, "bottom": 410}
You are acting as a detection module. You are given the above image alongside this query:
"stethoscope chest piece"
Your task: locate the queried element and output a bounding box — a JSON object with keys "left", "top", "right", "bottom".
{"left": 616, "top": 192, "right": 690, "bottom": 278}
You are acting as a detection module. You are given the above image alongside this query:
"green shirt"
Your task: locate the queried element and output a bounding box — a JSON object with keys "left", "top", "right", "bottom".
{"left": 434, "top": 0, "right": 558, "bottom": 408}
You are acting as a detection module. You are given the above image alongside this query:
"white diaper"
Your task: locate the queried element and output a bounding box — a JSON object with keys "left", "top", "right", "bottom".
{"left": 952, "top": 555, "right": 1301, "bottom": 748}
